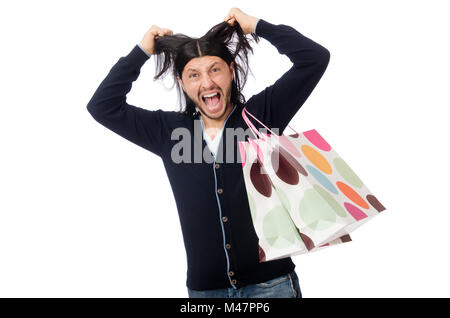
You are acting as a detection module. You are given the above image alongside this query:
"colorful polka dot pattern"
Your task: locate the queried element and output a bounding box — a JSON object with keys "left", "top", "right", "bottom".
{"left": 303, "top": 129, "right": 331, "bottom": 151}
{"left": 238, "top": 128, "right": 386, "bottom": 263}
{"left": 301, "top": 145, "right": 332, "bottom": 174}
{"left": 306, "top": 165, "right": 338, "bottom": 195}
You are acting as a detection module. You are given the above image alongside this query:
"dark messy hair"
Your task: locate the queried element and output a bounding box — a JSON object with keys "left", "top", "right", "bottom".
{"left": 152, "top": 20, "right": 260, "bottom": 118}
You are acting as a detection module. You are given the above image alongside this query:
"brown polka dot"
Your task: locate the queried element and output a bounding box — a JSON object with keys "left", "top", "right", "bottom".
{"left": 340, "top": 234, "right": 352, "bottom": 243}
{"left": 271, "top": 149, "right": 299, "bottom": 185}
{"left": 259, "top": 245, "right": 266, "bottom": 262}
{"left": 279, "top": 147, "right": 308, "bottom": 176}
{"left": 366, "top": 194, "right": 386, "bottom": 212}
{"left": 250, "top": 158, "right": 272, "bottom": 197}
{"left": 300, "top": 233, "right": 315, "bottom": 251}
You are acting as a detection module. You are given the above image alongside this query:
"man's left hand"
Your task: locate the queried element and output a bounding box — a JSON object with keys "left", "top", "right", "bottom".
{"left": 224, "top": 7, "right": 259, "bottom": 35}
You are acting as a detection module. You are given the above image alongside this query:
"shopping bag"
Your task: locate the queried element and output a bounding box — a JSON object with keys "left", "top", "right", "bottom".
{"left": 238, "top": 107, "right": 386, "bottom": 262}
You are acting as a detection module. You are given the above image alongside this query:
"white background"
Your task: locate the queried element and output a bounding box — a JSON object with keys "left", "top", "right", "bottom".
{"left": 1, "top": 0, "right": 449, "bottom": 298}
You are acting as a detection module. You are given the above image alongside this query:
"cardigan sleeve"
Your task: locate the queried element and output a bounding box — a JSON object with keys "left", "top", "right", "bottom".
{"left": 137, "top": 43, "right": 152, "bottom": 58}
{"left": 86, "top": 45, "right": 166, "bottom": 157}
{"left": 244, "top": 19, "right": 330, "bottom": 135}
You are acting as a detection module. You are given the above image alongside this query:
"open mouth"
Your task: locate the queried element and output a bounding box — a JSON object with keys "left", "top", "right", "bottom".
{"left": 201, "top": 92, "right": 222, "bottom": 112}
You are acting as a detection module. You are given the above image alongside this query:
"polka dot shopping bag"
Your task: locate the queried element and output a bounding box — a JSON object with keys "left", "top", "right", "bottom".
{"left": 238, "top": 107, "right": 386, "bottom": 262}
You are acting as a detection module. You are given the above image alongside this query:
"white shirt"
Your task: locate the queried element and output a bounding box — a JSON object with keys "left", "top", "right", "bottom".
{"left": 200, "top": 116, "right": 223, "bottom": 158}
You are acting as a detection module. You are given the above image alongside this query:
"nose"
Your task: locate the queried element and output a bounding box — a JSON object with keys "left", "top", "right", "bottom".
{"left": 200, "top": 73, "right": 215, "bottom": 90}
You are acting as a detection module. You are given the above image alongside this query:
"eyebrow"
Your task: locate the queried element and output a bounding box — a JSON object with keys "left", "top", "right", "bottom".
{"left": 186, "top": 61, "right": 221, "bottom": 73}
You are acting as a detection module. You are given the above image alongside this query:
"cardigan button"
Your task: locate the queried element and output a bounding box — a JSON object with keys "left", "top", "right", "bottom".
{"left": 215, "top": 163, "right": 220, "bottom": 169}
{"left": 222, "top": 216, "right": 228, "bottom": 222}
{"left": 231, "top": 279, "right": 237, "bottom": 285}
{"left": 229, "top": 271, "right": 235, "bottom": 277}
{"left": 225, "top": 243, "right": 231, "bottom": 250}
{"left": 217, "top": 188, "right": 223, "bottom": 194}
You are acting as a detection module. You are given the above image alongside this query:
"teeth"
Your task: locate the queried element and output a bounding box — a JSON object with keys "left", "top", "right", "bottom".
{"left": 203, "top": 92, "right": 219, "bottom": 98}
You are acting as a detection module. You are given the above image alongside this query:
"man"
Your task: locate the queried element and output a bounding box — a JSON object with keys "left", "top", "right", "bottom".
{"left": 87, "top": 8, "right": 330, "bottom": 298}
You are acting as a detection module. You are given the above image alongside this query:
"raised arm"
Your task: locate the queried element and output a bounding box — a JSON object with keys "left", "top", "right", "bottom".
{"left": 245, "top": 19, "right": 330, "bottom": 134}
{"left": 86, "top": 25, "right": 173, "bottom": 157}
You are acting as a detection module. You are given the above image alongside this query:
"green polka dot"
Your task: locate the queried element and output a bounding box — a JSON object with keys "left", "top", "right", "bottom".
{"left": 314, "top": 184, "right": 347, "bottom": 217}
{"left": 263, "top": 205, "right": 301, "bottom": 248}
{"left": 333, "top": 157, "right": 363, "bottom": 188}
{"left": 298, "top": 188, "right": 336, "bottom": 231}
{"left": 247, "top": 193, "right": 257, "bottom": 221}
{"left": 275, "top": 187, "right": 291, "bottom": 211}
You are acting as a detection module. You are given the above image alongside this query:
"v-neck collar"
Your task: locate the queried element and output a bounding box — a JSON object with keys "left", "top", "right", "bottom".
{"left": 199, "top": 104, "right": 237, "bottom": 141}
{"left": 199, "top": 104, "right": 237, "bottom": 158}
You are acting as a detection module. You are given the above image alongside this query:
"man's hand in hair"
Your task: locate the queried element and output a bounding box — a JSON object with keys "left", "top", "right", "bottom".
{"left": 224, "top": 7, "right": 259, "bottom": 35}
{"left": 139, "top": 25, "right": 173, "bottom": 56}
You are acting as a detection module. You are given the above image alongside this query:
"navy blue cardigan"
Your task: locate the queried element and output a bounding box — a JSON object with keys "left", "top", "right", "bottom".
{"left": 86, "top": 19, "right": 330, "bottom": 291}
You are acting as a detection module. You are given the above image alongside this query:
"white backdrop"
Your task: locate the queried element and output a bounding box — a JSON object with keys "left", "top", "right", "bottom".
{"left": 1, "top": 0, "right": 449, "bottom": 298}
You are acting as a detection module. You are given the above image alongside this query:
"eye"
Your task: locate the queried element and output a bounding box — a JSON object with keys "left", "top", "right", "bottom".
{"left": 189, "top": 73, "right": 198, "bottom": 78}
{"left": 212, "top": 67, "right": 220, "bottom": 72}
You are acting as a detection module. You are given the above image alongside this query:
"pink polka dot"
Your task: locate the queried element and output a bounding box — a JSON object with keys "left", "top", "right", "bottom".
{"left": 344, "top": 202, "right": 368, "bottom": 221}
{"left": 279, "top": 135, "right": 302, "bottom": 157}
{"left": 303, "top": 129, "right": 331, "bottom": 152}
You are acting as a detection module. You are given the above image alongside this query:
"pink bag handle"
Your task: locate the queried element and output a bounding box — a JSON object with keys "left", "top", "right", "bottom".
{"left": 242, "top": 108, "right": 266, "bottom": 140}
{"left": 242, "top": 107, "right": 301, "bottom": 140}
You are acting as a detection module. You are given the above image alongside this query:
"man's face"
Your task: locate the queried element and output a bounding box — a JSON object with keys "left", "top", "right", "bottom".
{"left": 177, "top": 56, "right": 234, "bottom": 121}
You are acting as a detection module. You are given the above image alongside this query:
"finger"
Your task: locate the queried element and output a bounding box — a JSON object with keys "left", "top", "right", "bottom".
{"left": 225, "top": 15, "right": 234, "bottom": 23}
{"left": 225, "top": 17, "right": 235, "bottom": 25}
{"left": 153, "top": 30, "right": 164, "bottom": 38}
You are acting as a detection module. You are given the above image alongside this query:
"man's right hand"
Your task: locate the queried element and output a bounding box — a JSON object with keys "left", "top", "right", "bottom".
{"left": 139, "top": 25, "right": 174, "bottom": 56}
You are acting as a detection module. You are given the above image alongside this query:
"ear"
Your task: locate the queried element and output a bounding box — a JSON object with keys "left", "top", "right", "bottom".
{"left": 230, "top": 61, "right": 235, "bottom": 81}
{"left": 177, "top": 76, "right": 185, "bottom": 91}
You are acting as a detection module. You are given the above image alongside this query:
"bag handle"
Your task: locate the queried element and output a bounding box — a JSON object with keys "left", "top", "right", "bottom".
{"left": 241, "top": 107, "right": 266, "bottom": 140}
{"left": 242, "top": 107, "right": 301, "bottom": 140}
